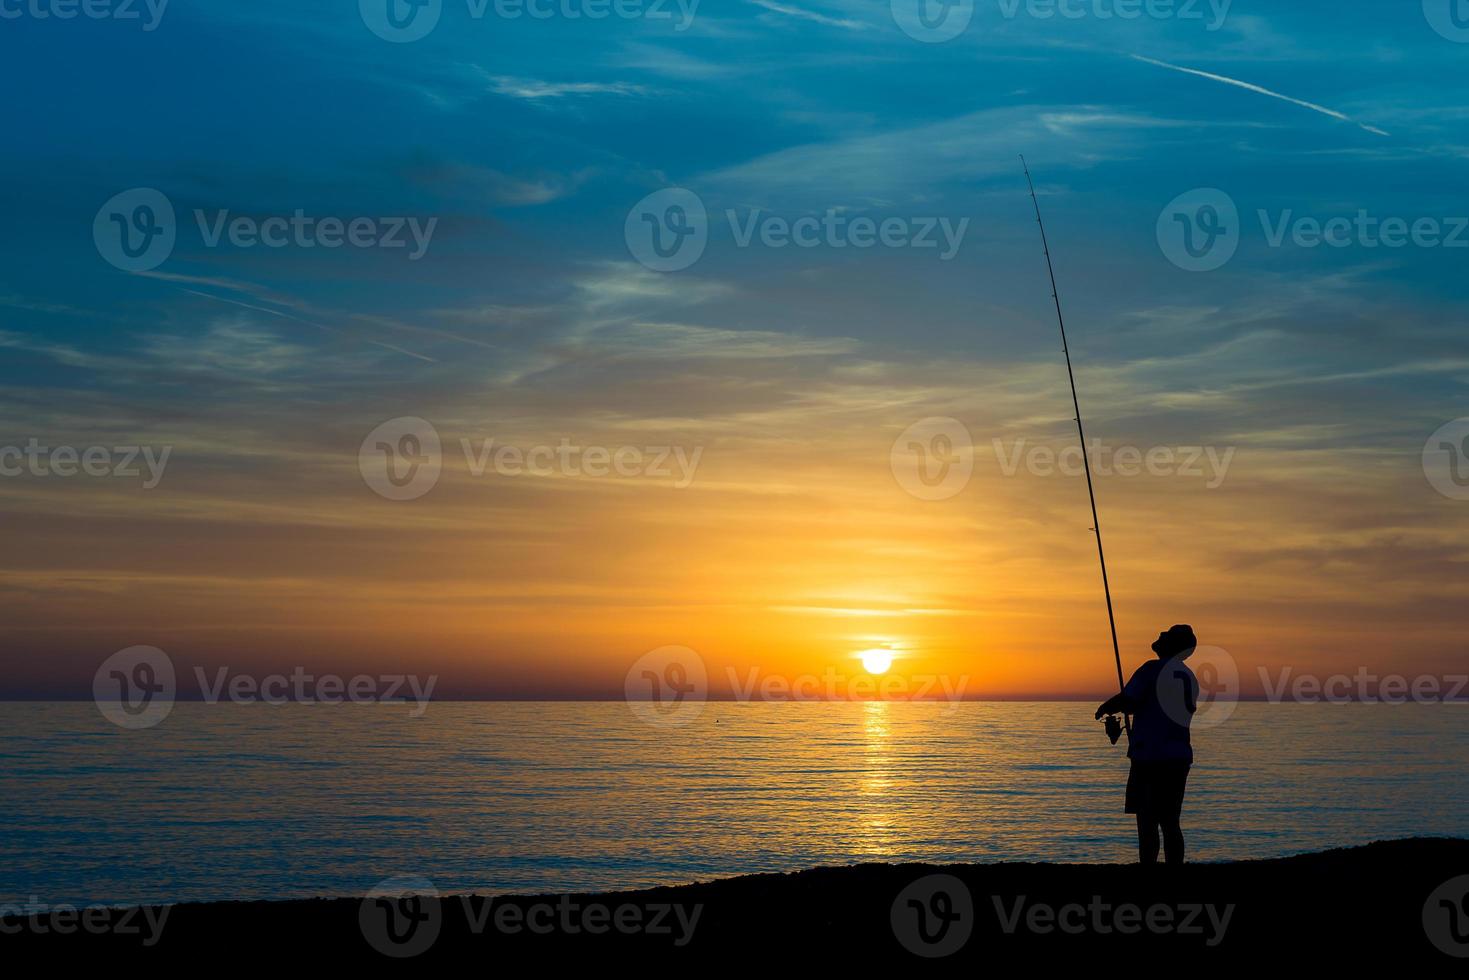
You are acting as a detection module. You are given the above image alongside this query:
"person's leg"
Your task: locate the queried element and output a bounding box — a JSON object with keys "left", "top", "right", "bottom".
{"left": 1136, "top": 813, "right": 1160, "bottom": 865}
{"left": 1160, "top": 763, "right": 1189, "bottom": 865}
{"left": 1160, "top": 813, "right": 1184, "bottom": 865}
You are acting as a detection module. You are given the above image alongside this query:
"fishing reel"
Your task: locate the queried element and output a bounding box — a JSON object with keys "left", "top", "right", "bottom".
{"left": 1102, "top": 714, "right": 1123, "bottom": 745}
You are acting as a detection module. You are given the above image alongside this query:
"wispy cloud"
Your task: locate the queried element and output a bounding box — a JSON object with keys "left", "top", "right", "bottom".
{"left": 572, "top": 262, "right": 734, "bottom": 311}
{"left": 140, "top": 318, "right": 314, "bottom": 378}
{"left": 485, "top": 75, "right": 650, "bottom": 100}
{"left": 747, "top": 0, "right": 866, "bottom": 30}
{"left": 0, "top": 293, "right": 86, "bottom": 316}
{"left": 585, "top": 320, "right": 858, "bottom": 360}
{"left": 402, "top": 157, "right": 590, "bottom": 206}
{"left": 704, "top": 105, "right": 1181, "bottom": 203}
{"left": 611, "top": 43, "right": 731, "bottom": 80}
{"left": 1130, "top": 54, "right": 1390, "bottom": 137}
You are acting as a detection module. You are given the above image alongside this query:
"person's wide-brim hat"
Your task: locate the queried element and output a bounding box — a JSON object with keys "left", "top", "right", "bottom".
{"left": 1155, "top": 624, "right": 1198, "bottom": 658}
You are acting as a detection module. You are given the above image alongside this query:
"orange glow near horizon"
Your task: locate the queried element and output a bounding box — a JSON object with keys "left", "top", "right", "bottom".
{"left": 2, "top": 368, "right": 1464, "bottom": 701}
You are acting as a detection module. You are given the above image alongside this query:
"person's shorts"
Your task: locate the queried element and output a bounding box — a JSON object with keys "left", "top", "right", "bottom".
{"left": 1125, "top": 760, "right": 1191, "bottom": 817}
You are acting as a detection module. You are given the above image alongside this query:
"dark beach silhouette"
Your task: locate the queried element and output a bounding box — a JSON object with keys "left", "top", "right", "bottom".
{"left": 8, "top": 839, "right": 1468, "bottom": 965}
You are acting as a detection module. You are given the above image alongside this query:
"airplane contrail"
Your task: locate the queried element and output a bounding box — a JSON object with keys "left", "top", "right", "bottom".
{"left": 1131, "top": 54, "right": 1389, "bottom": 137}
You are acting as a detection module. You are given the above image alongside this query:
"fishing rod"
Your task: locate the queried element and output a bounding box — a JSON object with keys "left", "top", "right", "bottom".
{"left": 1019, "top": 156, "right": 1130, "bottom": 742}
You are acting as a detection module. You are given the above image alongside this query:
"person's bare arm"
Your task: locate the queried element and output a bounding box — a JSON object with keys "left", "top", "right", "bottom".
{"left": 1094, "top": 691, "right": 1134, "bottom": 719}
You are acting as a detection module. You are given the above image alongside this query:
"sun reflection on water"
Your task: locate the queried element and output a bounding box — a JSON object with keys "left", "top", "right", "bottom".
{"left": 855, "top": 700, "right": 897, "bottom": 856}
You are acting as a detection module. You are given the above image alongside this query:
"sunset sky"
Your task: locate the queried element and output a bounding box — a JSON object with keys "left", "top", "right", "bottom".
{"left": 2, "top": 1, "right": 1467, "bottom": 699}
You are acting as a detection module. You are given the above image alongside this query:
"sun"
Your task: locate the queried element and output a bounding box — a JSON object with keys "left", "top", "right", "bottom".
{"left": 858, "top": 648, "right": 893, "bottom": 675}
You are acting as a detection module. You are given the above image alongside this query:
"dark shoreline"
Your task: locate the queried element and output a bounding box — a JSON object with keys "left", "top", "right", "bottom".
{"left": 8, "top": 839, "right": 1469, "bottom": 964}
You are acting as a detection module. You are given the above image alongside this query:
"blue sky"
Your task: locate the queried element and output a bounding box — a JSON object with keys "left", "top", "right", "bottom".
{"left": 6, "top": 2, "right": 1467, "bottom": 366}
{"left": 2, "top": 1, "right": 1468, "bottom": 697}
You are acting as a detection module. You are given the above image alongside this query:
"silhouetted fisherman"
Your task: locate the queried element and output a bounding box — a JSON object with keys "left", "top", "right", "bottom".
{"left": 1095, "top": 624, "right": 1200, "bottom": 866}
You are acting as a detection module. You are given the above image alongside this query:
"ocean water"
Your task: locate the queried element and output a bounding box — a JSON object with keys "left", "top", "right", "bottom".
{"left": 2, "top": 701, "right": 1467, "bottom": 906}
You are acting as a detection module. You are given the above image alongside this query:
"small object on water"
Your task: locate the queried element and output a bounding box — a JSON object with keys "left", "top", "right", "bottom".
{"left": 1104, "top": 714, "right": 1123, "bottom": 745}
